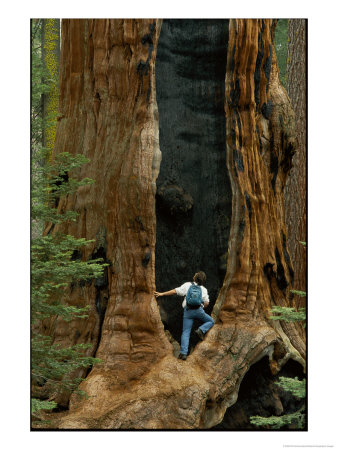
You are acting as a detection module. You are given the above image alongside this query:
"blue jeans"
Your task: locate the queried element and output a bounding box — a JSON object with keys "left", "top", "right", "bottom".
{"left": 180, "top": 306, "right": 215, "bottom": 355}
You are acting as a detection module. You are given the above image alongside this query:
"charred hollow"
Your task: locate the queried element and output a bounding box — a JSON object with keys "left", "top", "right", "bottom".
{"left": 155, "top": 19, "right": 232, "bottom": 346}
{"left": 212, "top": 356, "right": 306, "bottom": 430}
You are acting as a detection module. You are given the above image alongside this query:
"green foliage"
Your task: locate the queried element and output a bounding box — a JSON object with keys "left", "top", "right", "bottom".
{"left": 274, "top": 19, "right": 288, "bottom": 87}
{"left": 250, "top": 376, "right": 306, "bottom": 429}
{"left": 251, "top": 289, "right": 306, "bottom": 429}
{"left": 31, "top": 19, "right": 51, "bottom": 149}
{"left": 31, "top": 149, "right": 107, "bottom": 419}
{"left": 31, "top": 149, "right": 107, "bottom": 420}
{"left": 32, "top": 148, "right": 94, "bottom": 227}
{"left": 31, "top": 19, "right": 106, "bottom": 422}
{"left": 276, "top": 376, "right": 306, "bottom": 399}
{"left": 270, "top": 282, "right": 306, "bottom": 327}
{"left": 31, "top": 335, "right": 102, "bottom": 394}
{"left": 253, "top": 239, "right": 307, "bottom": 430}
{"left": 32, "top": 398, "right": 57, "bottom": 414}
{"left": 270, "top": 305, "right": 306, "bottom": 324}
{"left": 290, "top": 289, "right": 306, "bottom": 297}
{"left": 250, "top": 408, "right": 305, "bottom": 430}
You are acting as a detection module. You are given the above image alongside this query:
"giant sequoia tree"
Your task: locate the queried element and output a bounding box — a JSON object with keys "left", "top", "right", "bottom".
{"left": 284, "top": 19, "right": 307, "bottom": 298}
{"left": 39, "top": 19, "right": 306, "bottom": 429}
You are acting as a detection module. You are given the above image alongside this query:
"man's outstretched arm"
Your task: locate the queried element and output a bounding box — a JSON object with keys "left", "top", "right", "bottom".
{"left": 154, "top": 289, "right": 176, "bottom": 298}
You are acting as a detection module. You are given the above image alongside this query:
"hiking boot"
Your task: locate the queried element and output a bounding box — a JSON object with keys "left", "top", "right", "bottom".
{"left": 195, "top": 328, "right": 204, "bottom": 341}
{"left": 178, "top": 353, "right": 187, "bottom": 360}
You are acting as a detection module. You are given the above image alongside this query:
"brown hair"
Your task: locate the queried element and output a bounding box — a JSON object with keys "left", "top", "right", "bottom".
{"left": 193, "top": 271, "right": 206, "bottom": 286}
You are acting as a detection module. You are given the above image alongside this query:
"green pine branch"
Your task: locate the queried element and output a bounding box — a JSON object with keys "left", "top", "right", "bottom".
{"left": 250, "top": 406, "right": 305, "bottom": 430}
{"left": 276, "top": 376, "right": 306, "bottom": 399}
{"left": 250, "top": 377, "right": 306, "bottom": 429}
{"left": 269, "top": 306, "right": 306, "bottom": 323}
{"left": 290, "top": 289, "right": 306, "bottom": 297}
{"left": 31, "top": 22, "right": 106, "bottom": 420}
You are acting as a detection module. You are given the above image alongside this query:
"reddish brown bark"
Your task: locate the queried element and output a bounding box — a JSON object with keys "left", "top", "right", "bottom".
{"left": 39, "top": 19, "right": 305, "bottom": 429}
{"left": 284, "top": 19, "right": 307, "bottom": 301}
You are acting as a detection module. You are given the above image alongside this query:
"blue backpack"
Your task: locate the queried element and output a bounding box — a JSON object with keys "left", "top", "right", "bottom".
{"left": 186, "top": 283, "right": 203, "bottom": 309}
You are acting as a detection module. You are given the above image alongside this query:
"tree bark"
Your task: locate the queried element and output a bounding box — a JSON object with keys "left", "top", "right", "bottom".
{"left": 41, "top": 19, "right": 305, "bottom": 429}
{"left": 41, "top": 19, "right": 60, "bottom": 151}
{"left": 284, "top": 19, "right": 307, "bottom": 301}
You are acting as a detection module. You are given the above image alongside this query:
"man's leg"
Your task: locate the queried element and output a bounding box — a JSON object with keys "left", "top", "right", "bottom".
{"left": 180, "top": 308, "right": 194, "bottom": 356}
{"left": 196, "top": 308, "right": 215, "bottom": 335}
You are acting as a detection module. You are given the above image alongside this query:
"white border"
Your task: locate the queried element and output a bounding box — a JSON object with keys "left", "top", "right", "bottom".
{"left": 1, "top": 1, "right": 337, "bottom": 448}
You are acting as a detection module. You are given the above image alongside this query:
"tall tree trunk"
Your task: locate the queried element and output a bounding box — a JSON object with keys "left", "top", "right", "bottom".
{"left": 284, "top": 19, "right": 307, "bottom": 302}
{"left": 42, "top": 19, "right": 305, "bottom": 429}
{"left": 41, "top": 19, "right": 60, "bottom": 152}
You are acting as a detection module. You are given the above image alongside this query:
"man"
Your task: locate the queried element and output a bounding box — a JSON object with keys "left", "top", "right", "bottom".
{"left": 154, "top": 271, "right": 214, "bottom": 360}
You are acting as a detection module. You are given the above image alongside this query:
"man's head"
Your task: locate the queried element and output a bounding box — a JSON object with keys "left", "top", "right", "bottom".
{"left": 193, "top": 271, "right": 206, "bottom": 286}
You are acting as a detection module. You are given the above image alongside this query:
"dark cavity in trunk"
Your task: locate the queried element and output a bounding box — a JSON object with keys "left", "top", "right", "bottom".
{"left": 155, "top": 19, "right": 232, "bottom": 346}
{"left": 212, "top": 356, "right": 306, "bottom": 430}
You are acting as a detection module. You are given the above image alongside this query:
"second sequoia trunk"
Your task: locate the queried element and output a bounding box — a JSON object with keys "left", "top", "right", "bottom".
{"left": 41, "top": 19, "right": 305, "bottom": 429}
{"left": 284, "top": 19, "right": 307, "bottom": 300}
